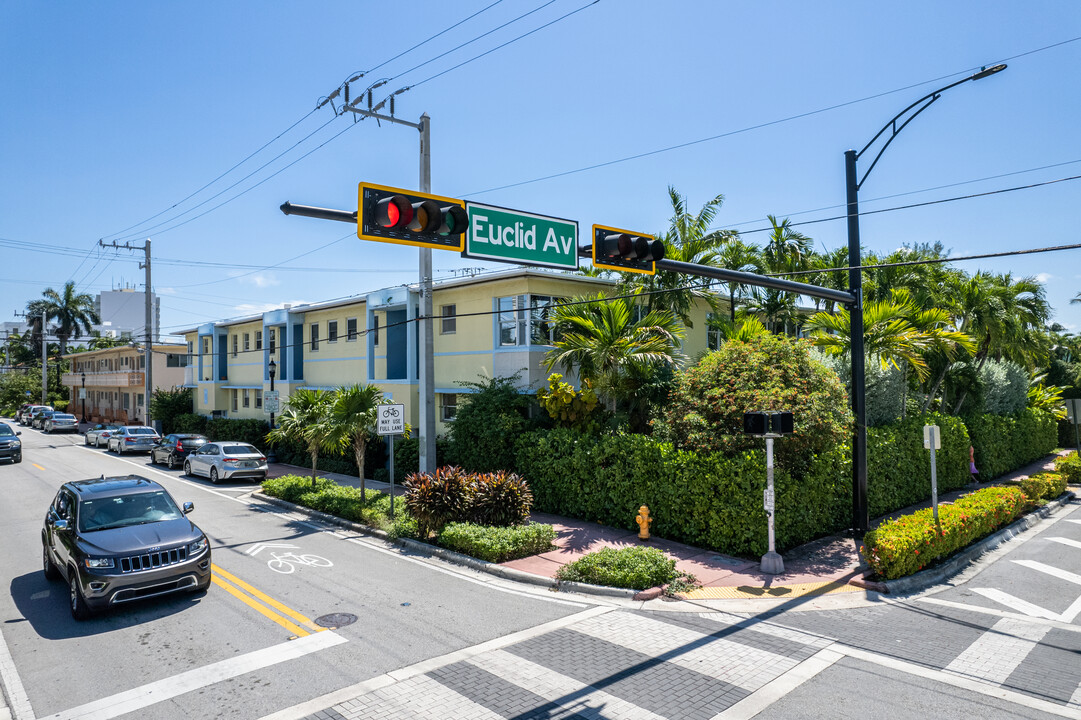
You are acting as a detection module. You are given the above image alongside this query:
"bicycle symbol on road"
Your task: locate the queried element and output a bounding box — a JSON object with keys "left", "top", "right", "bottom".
{"left": 245, "top": 542, "right": 333, "bottom": 574}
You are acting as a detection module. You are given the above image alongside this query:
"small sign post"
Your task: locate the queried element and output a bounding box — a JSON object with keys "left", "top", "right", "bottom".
{"left": 377, "top": 404, "right": 406, "bottom": 517}
{"left": 743, "top": 411, "right": 795, "bottom": 575}
{"left": 924, "top": 424, "right": 942, "bottom": 527}
{"left": 263, "top": 390, "right": 280, "bottom": 414}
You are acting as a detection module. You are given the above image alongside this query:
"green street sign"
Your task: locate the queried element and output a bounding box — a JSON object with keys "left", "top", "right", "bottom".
{"left": 464, "top": 202, "right": 579, "bottom": 270}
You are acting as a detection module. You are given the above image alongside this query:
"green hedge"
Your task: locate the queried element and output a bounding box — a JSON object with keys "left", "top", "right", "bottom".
{"left": 1054, "top": 453, "right": 1081, "bottom": 484}
{"left": 555, "top": 546, "right": 683, "bottom": 590}
{"left": 965, "top": 408, "right": 1058, "bottom": 480}
{"left": 862, "top": 486, "right": 1030, "bottom": 580}
{"left": 437, "top": 522, "right": 556, "bottom": 563}
{"left": 867, "top": 413, "right": 970, "bottom": 519}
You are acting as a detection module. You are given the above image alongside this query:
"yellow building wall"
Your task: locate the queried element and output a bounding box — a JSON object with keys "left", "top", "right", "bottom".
{"left": 301, "top": 304, "right": 368, "bottom": 389}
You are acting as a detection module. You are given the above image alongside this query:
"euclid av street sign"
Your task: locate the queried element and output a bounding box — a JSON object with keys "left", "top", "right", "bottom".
{"left": 464, "top": 202, "right": 578, "bottom": 271}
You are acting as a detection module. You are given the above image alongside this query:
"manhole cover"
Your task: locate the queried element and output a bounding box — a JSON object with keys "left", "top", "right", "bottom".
{"left": 314, "top": 613, "right": 357, "bottom": 628}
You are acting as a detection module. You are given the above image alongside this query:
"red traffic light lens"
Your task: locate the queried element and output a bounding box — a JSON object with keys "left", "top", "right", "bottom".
{"left": 376, "top": 195, "right": 413, "bottom": 229}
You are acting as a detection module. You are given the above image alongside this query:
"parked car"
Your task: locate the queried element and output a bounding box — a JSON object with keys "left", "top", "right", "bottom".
{"left": 32, "top": 409, "right": 55, "bottom": 430}
{"left": 0, "top": 422, "right": 22, "bottom": 464}
{"left": 21, "top": 405, "right": 51, "bottom": 426}
{"left": 85, "top": 423, "right": 121, "bottom": 448}
{"left": 107, "top": 426, "right": 160, "bottom": 455}
{"left": 41, "top": 475, "right": 211, "bottom": 619}
{"left": 150, "top": 434, "right": 208, "bottom": 469}
{"left": 184, "top": 442, "right": 268, "bottom": 483}
{"left": 15, "top": 403, "right": 34, "bottom": 423}
{"left": 44, "top": 413, "right": 79, "bottom": 434}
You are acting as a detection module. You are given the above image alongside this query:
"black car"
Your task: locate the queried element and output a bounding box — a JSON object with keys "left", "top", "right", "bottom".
{"left": 32, "top": 409, "right": 55, "bottom": 430}
{"left": 150, "top": 434, "right": 208, "bottom": 469}
{"left": 41, "top": 476, "right": 211, "bottom": 620}
{"left": 0, "top": 422, "right": 22, "bottom": 464}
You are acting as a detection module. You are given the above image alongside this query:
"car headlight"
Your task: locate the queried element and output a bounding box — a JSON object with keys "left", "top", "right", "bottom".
{"left": 84, "top": 557, "right": 114, "bottom": 569}
{"left": 10, "top": 440, "right": 19, "bottom": 448}
{"left": 189, "top": 537, "right": 208, "bottom": 555}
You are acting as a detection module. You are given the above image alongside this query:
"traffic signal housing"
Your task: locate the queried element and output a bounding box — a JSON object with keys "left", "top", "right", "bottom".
{"left": 592, "top": 224, "right": 665, "bottom": 275}
{"left": 743, "top": 411, "right": 795, "bottom": 436}
{"left": 358, "top": 182, "right": 468, "bottom": 251}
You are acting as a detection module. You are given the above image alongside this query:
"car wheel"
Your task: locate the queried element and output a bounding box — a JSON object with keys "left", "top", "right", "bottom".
{"left": 69, "top": 573, "right": 92, "bottom": 621}
{"left": 83, "top": 435, "right": 90, "bottom": 446}
{"left": 169, "top": 454, "right": 178, "bottom": 470}
{"left": 43, "top": 545, "right": 60, "bottom": 581}
{"left": 184, "top": 461, "right": 193, "bottom": 477}
{"left": 210, "top": 467, "right": 220, "bottom": 484}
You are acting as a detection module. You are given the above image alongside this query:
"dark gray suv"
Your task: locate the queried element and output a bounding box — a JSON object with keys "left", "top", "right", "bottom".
{"left": 41, "top": 476, "right": 211, "bottom": 620}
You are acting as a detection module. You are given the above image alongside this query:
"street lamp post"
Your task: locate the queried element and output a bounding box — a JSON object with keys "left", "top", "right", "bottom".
{"left": 81, "top": 372, "right": 86, "bottom": 423}
{"left": 267, "top": 359, "right": 277, "bottom": 464}
{"left": 845, "top": 63, "right": 1006, "bottom": 533}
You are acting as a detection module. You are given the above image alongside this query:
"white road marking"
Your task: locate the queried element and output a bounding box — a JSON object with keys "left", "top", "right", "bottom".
{"left": 0, "top": 615, "right": 33, "bottom": 720}
{"left": 714, "top": 647, "right": 844, "bottom": 720}
{"left": 1013, "top": 559, "right": 1081, "bottom": 586}
{"left": 917, "top": 597, "right": 1081, "bottom": 633}
{"left": 970, "top": 588, "right": 1061, "bottom": 620}
{"left": 840, "top": 643, "right": 1081, "bottom": 719}
{"left": 41, "top": 630, "right": 346, "bottom": 720}
{"left": 245, "top": 543, "right": 299, "bottom": 556}
{"left": 945, "top": 617, "right": 1050, "bottom": 684}
{"left": 1049, "top": 537, "right": 1081, "bottom": 551}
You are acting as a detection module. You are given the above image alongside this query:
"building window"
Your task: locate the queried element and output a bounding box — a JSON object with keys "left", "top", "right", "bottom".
{"left": 255, "top": 390, "right": 263, "bottom": 409}
{"left": 373, "top": 316, "right": 379, "bottom": 346}
{"left": 255, "top": 331, "right": 262, "bottom": 350}
{"left": 498, "top": 295, "right": 527, "bottom": 346}
{"left": 137, "top": 393, "right": 144, "bottom": 407}
{"left": 166, "top": 353, "right": 189, "bottom": 367}
{"left": 441, "top": 304, "right": 457, "bottom": 334}
{"left": 123, "top": 393, "right": 130, "bottom": 410}
{"left": 243, "top": 389, "right": 250, "bottom": 408}
{"left": 346, "top": 318, "right": 357, "bottom": 342}
{"left": 310, "top": 323, "right": 319, "bottom": 351}
{"left": 139, "top": 355, "right": 145, "bottom": 369}
{"left": 706, "top": 313, "right": 722, "bottom": 351}
{"left": 269, "top": 328, "right": 276, "bottom": 353}
{"left": 243, "top": 333, "right": 250, "bottom": 352}
{"left": 231, "top": 389, "right": 238, "bottom": 411}
{"left": 530, "top": 296, "right": 562, "bottom": 345}
{"left": 202, "top": 337, "right": 210, "bottom": 355}
{"left": 232, "top": 335, "right": 238, "bottom": 357}
{"left": 328, "top": 320, "right": 338, "bottom": 343}
{"left": 441, "top": 393, "right": 457, "bottom": 421}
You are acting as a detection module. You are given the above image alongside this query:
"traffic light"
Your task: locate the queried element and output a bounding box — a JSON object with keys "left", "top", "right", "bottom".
{"left": 358, "top": 182, "right": 468, "bottom": 251}
{"left": 591, "top": 224, "right": 665, "bottom": 275}
{"left": 743, "top": 411, "right": 795, "bottom": 436}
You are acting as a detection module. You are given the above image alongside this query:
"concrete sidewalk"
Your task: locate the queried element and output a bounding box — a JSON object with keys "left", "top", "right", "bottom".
{"left": 266, "top": 451, "right": 1071, "bottom": 600}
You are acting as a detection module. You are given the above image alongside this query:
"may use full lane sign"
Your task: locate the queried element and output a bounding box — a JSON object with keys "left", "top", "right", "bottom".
{"left": 463, "top": 202, "right": 579, "bottom": 271}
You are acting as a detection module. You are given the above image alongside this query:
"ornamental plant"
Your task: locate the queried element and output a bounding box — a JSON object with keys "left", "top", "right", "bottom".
{"left": 536, "top": 373, "right": 602, "bottom": 431}
{"left": 1054, "top": 453, "right": 1081, "bottom": 484}
{"left": 403, "top": 466, "right": 471, "bottom": 538}
{"left": 555, "top": 546, "right": 695, "bottom": 591}
{"left": 467, "top": 470, "right": 533, "bottom": 526}
{"left": 660, "top": 334, "right": 851, "bottom": 479}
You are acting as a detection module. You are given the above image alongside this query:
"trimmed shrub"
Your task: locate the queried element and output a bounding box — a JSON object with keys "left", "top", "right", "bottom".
{"left": 437, "top": 522, "right": 556, "bottom": 563}
{"left": 555, "top": 546, "right": 687, "bottom": 590}
{"left": 1054, "top": 453, "right": 1081, "bottom": 484}
{"left": 1029, "top": 472, "right": 1067, "bottom": 499}
{"left": 966, "top": 408, "right": 1057, "bottom": 480}
{"left": 173, "top": 413, "right": 208, "bottom": 435}
{"left": 468, "top": 471, "right": 533, "bottom": 526}
{"left": 205, "top": 417, "right": 270, "bottom": 451}
{"left": 1017, "top": 475, "right": 1051, "bottom": 504}
{"left": 978, "top": 360, "right": 1029, "bottom": 416}
{"left": 262, "top": 474, "right": 337, "bottom": 504}
{"left": 861, "top": 486, "right": 1029, "bottom": 580}
{"left": 661, "top": 335, "right": 851, "bottom": 480}
{"left": 402, "top": 466, "right": 471, "bottom": 537}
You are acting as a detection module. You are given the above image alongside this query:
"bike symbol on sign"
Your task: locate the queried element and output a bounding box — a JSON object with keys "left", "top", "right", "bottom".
{"left": 245, "top": 542, "right": 333, "bottom": 574}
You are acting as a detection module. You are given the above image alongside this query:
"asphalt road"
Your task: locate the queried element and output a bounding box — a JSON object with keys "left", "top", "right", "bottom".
{"left": 0, "top": 424, "right": 586, "bottom": 720}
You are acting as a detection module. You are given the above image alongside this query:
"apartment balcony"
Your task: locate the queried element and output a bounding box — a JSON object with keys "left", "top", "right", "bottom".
{"left": 63, "top": 371, "right": 145, "bottom": 388}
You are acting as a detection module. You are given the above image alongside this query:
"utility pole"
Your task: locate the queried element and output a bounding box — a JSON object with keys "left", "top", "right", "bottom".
{"left": 100, "top": 239, "right": 154, "bottom": 428}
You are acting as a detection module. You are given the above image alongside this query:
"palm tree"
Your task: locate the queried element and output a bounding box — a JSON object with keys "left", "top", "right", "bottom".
{"left": 713, "top": 239, "right": 763, "bottom": 322}
{"left": 544, "top": 293, "right": 685, "bottom": 413}
{"left": 754, "top": 216, "right": 812, "bottom": 333}
{"left": 617, "top": 186, "right": 735, "bottom": 327}
{"left": 266, "top": 388, "right": 334, "bottom": 487}
{"left": 40, "top": 281, "right": 100, "bottom": 355}
{"left": 707, "top": 313, "right": 769, "bottom": 344}
{"left": 326, "top": 384, "right": 384, "bottom": 500}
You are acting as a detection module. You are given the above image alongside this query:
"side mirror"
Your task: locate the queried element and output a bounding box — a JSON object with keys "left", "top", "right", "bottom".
{"left": 54, "top": 519, "right": 70, "bottom": 532}
{"left": 183, "top": 502, "right": 194, "bottom": 514}
{"left": 16, "top": 431, "right": 21, "bottom": 436}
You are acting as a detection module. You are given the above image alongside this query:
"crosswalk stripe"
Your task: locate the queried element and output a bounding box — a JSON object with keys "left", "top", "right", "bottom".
{"left": 1013, "top": 559, "right": 1081, "bottom": 586}
{"left": 970, "top": 588, "right": 1060, "bottom": 620}
{"left": 945, "top": 617, "right": 1050, "bottom": 685}
{"left": 1048, "top": 537, "right": 1081, "bottom": 551}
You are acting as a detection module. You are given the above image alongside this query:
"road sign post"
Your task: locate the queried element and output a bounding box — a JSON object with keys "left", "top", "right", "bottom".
{"left": 464, "top": 203, "right": 578, "bottom": 270}
{"left": 263, "top": 391, "right": 280, "bottom": 414}
{"left": 924, "top": 424, "right": 942, "bottom": 528}
{"left": 377, "top": 404, "right": 406, "bottom": 517}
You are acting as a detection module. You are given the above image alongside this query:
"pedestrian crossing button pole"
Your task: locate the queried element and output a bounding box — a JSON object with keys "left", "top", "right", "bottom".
{"left": 744, "top": 411, "right": 795, "bottom": 575}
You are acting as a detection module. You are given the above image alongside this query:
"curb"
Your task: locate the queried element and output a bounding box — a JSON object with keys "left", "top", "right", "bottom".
{"left": 882, "top": 491, "right": 1077, "bottom": 595}
{"left": 251, "top": 491, "right": 640, "bottom": 599}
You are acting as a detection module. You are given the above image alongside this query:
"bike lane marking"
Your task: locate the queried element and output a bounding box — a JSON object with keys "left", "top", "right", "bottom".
{"left": 211, "top": 564, "right": 325, "bottom": 638}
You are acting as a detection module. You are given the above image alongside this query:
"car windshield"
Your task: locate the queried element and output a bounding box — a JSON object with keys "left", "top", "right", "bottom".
{"left": 0, "top": 426, "right": 14, "bottom": 437}
{"left": 79, "top": 491, "right": 184, "bottom": 532}
{"left": 222, "top": 444, "right": 259, "bottom": 455}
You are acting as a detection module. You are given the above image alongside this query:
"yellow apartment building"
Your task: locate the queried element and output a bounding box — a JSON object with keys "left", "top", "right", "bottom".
{"left": 62, "top": 344, "right": 190, "bottom": 424}
{"left": 176, "top": 268, "right": 725, "bottom": 434}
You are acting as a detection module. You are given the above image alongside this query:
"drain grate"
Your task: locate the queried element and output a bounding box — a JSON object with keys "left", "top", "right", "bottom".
{"left": 314, "top": 613, "right": 358, "bottom": 628}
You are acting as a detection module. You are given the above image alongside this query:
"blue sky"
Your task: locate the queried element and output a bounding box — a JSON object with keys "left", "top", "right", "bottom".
{"left": 2, "top": 1, "right": 1080, "bottom": 340}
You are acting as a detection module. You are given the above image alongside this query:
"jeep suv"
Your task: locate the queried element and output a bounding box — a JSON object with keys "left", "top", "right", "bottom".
{"left": 41, "top": 476, "right": 211, "bottom": 619}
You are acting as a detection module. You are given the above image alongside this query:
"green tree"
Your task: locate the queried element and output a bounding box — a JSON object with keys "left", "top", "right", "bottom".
{"left": 266, "top": 389, "right": 334, "bottom": 487}
{"left": 447, "top": 374, "right": 534, "bottom": 472}
{"left": 713, "top": 239, "right": 763, "bottom": 322}
{"left": 150, "top": 387, "right": 194, "bottom": 435}
{"left": 544, "top": 293, "right": 684, "bottom": 419}
{"left": 750, "top": 216, "right": 812, "bottom": 333}
{"left": 40, "top": 281, "right": 100, "bottom": 356}
{"left": 326, "top": 384, "right": 385, "bottom": 500}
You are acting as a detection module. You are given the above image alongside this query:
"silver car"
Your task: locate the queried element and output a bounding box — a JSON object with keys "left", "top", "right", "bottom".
{"left": 44, "top": 413, "right": 79, "bottom": 433}
{"left": 85, "top": 423, "right": 121, "bottom": 447}
{"left": 107, "top": 426, "right": 160, "bottom": 455}
{"left": 184, "top": 442, "right": 268, "bottom": 484}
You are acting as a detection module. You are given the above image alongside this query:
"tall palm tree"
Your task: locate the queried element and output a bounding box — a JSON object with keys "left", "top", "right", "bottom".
{"left": 266, "top": 388, "right": 334, "bottom": 487}
{"left": 754, "top": 215, "right": 813, "bottom": 333}
{"left": 544, "top": 293, "right": 685, "bottom": 412}
{"left": 326, "top": 384, "right": 385, "bottom": 501}
{"left": 617, "top": 186, "right": 735, "bottom": 327}
{"left": 40, "top": 281, "right": 100, "bottom": 355}
{"left": 713, "top": 239, "right": 763, "bottom": 322}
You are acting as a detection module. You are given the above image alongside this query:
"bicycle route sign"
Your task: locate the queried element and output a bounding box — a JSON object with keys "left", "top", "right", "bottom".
{"left": 377, "top": 404, "right": 405, "bottom": 436}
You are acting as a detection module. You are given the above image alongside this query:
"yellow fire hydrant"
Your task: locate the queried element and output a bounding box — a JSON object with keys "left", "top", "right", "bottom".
{"left": 635, "top": 505, "right": 652, "bottom": 540}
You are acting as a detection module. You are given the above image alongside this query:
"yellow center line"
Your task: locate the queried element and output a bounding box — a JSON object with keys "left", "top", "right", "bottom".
{"left": 32, "top": 463, "right": 46, "bottom": 471}
{"left": 212, "top": 563, "right": 325, "bottom": 634}
{"left": 211, "top": 575, "right": 312, "bottom": 638}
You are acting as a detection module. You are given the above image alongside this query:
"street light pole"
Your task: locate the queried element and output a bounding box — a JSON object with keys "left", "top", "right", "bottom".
{"left": 267, "top": 359, "right": 277, "bottom": 464}
{"left": 844, "top": 63, "right": 1006, "bottom": 533}
{"left": 81, "top": 372, "right": 86, "bottom": 423}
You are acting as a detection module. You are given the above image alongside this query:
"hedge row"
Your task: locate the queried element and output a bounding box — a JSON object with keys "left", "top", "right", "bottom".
{"left": 863, "top": 485, "right": 1031, "bottom": 580}
{"left": 966, "top": 408, "right": 1058, "bottom": 480}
